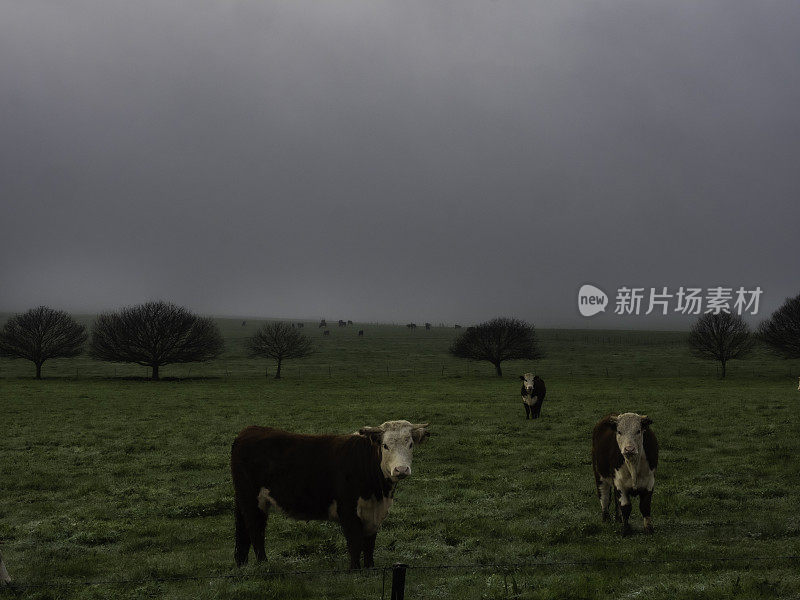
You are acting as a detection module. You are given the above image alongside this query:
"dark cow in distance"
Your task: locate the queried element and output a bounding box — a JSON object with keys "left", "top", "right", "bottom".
{"left": 231, "top": 420, "right": 430, "bottom": 569}
{"left": 519, "top": 373, "right": 546, "bottom": 419}
{"left": 592, "top": 412, "right": 658, "bottom": 535}
{"left": 323, "top": 330, "right": 330, "bottom": 336}
{"left": 358, "top": 330, "right": 364, "bottom": 337}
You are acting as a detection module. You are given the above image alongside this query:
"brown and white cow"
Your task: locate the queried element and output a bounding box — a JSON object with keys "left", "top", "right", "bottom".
{"left": 230, "top": 420, "right": 430, "bottom": 569}
{"left": 592, "top": 412, "right": 658, "bottom": 535}
{"left": 519, "top": 373, "right": 547, "bottom": 420}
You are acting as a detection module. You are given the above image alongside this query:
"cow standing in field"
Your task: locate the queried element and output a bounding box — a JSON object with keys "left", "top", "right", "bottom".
{"left": 231, "top": 420, "right": 430, "bottom": 569}
{"left": 358, "top": 330, "right": 364, "bottom": 337}
{"left": 592, "top": 413, "right": 658, "bottom": 535}
{"left": 519, "top": 373, "right": 546, "bottom": 419}
{"left": 323, "top": 330, "right": 330, "bottom": 336}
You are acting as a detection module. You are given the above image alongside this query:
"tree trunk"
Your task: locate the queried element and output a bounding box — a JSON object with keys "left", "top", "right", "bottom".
{"left": 720, "top": 360, "right": 726, "bottom": 378}
{"left": 152, "top": 364, "right": 160, "bottom": 381}
{"left": 35, "top": 361, "right": 42, "bottom": 380}
{"left": 275, "top": 358, "right": 282, "bottom": 379}
{"left": 494, "top": 362, "right": 502, "bottom": 377}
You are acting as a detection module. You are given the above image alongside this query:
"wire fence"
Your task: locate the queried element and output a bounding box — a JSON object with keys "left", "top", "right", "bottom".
{"left": 5, "top": 554, "right": 800, "bottom": 597}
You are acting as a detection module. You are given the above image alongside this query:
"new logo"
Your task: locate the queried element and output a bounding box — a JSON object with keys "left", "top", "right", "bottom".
{"left": 578, "top": 284, "right": 608, "bottom": 317}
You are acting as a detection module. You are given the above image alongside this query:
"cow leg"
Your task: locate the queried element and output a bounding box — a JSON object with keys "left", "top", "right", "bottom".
{"left": 598, "top": 479, "right": 612, "bottom": 521}
{"left": 640, "top": 490, "right": 654, "bottom": 533}
{"left": 340, "top": 518, "right": 364, "bottom": 569}
{"left": 619, "top": 490, "right": 632, "bottom": 536}
{"left": 362, "top": 534, "right": 377, "bottom": 568}
{"left": 237, "top": 495, "right": 268, "bottom": 563}
{"left": 613, "top": 488, "right": 621, "bottom": 522}
{"left": 234, "top": 498, "right": 251, "bottom": 567}
{"left": 250, "top": 505, "right": 268, "bottom": 561}
{"left": 523, "top": 403, "right": 530, "bottom": 419}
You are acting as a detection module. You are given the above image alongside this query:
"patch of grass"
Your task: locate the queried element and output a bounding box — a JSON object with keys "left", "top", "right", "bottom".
{"left": 1, "top": 324, "right": 799, "bottom": 598}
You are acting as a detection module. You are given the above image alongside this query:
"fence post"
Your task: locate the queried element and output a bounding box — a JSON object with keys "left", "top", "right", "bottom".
{"left": 391, "top": 563, "right": 407, "bottom": 600}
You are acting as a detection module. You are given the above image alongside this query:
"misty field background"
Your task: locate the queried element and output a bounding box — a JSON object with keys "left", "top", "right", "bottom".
{"left": 1, "top": 320, "right": 799, "bottom": 599}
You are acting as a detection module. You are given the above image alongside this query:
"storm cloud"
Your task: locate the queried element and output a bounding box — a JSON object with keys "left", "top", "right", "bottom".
{"left": 2, "top": 0, "right": 798, "bottom": 327}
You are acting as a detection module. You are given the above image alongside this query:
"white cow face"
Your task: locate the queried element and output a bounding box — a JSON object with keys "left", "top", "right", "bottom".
{"left": 611, "top": 412, "right": 652, "bottom": 461}
{"left": 359, "top": 420, "right": 429, "bottom": 482}
{"left": 519, "top": 373, "right": 535, "bottom": 394}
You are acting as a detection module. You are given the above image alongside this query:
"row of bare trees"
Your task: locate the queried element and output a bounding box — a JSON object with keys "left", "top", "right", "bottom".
{"left": 0, "top": 302, "right": 314, "bottom": 380}
{"left": 446, "top": 296, "right": 800, "bottom": 379}
{"left": 687, "top": 295, "right": 800, "bottom": 377}
{"left": 2, "top": 295, "right": 799, "bottom": 380}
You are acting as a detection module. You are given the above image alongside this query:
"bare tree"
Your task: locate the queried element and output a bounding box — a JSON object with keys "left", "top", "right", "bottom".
{"left": 90, "top": 301, "right": 224, "bottom": 380}
{"left": 688, "top": 312, "right": 754, "bottom": 378}
{"left": 247, "top": 322, "right": 313, "bottom": 379}
{"left": 0, "top": 306, "right": 86, "bottom": 379}
{"left": 449, "top": 317, "right": 543, "bottom": 377}
{"left": 758, "top": 293, "right": 800, "bottom": 359}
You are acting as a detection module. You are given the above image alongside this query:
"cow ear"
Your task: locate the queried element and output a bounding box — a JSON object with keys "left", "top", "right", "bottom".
{"left": 519, "top": 375, "right": 525, "bottom": 381}
{"left": 411, "top": 423, "right": 430, "bottom": 445}
{"left": 641, "top": 416, "right": 653, "bottom": 428}
{"left": 358, "top": 426, "right": 384, "bottom": 444}
{"left": 608, "top": 415, "right": 619, "bottom": 431}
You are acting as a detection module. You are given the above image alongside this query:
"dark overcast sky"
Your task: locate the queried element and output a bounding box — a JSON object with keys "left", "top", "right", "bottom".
{"left": 1, "top": 1, "right": 798, "bottom": 328}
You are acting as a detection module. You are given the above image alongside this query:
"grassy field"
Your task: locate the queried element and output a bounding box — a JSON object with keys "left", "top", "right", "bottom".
{"left": 1, "top": 320, "right": 799, "bottom": 599}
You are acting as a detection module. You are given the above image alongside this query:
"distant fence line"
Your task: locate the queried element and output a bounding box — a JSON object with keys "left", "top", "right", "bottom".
{"left": 0, "top": 360, "right": 797, "bottom": 381}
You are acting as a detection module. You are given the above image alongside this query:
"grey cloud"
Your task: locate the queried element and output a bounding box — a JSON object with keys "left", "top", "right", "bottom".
{"left": 1, "top": 0, "right": 798, "bottom": 327}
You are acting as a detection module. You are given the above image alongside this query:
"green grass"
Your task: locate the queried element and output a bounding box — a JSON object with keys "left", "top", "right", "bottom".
{"left": 1, "top": 321, "right": 799, "bottom": 598}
